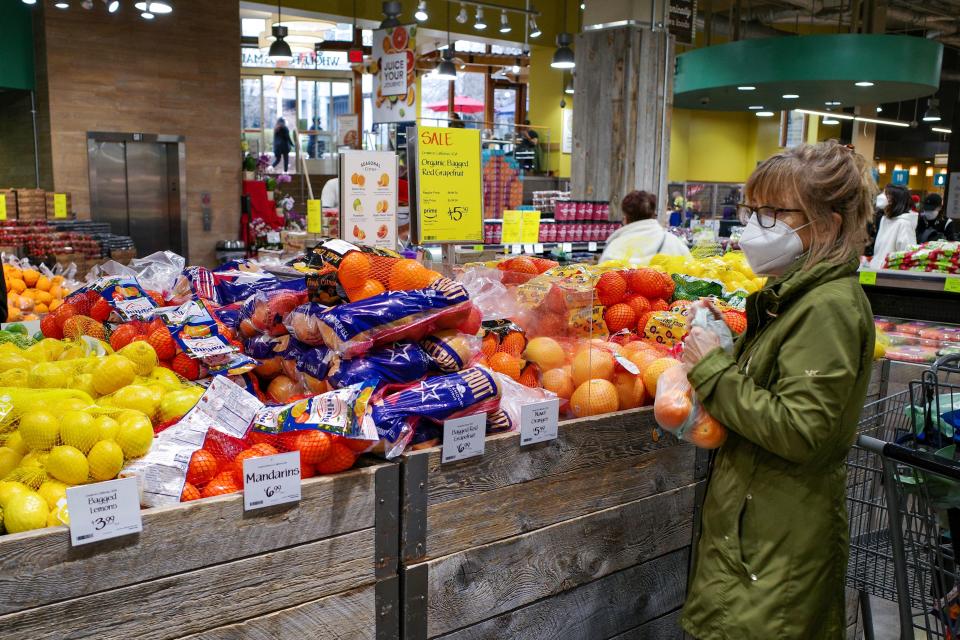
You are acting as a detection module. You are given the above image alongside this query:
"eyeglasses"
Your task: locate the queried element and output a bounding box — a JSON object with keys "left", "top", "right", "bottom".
{"left": 736, "top": 203, "right": 805, "bottom": 228}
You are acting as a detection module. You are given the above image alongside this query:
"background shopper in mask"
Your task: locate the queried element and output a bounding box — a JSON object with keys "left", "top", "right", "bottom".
{"left": 679, "top": 140, "right": 875, "bottom": 640}
{"left": 916, "top": 193, "right": 956, "bottom": 243}
{"left": 870, "top": 184, "right": 917, "bottom": 269}
{"left": 864, "top": 191, "right": 887, "bottom": 258}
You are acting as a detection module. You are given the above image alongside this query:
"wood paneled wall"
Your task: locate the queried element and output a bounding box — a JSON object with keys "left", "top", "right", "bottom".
{"left": 38, "top": 0, "right": 241, "bottom": 266}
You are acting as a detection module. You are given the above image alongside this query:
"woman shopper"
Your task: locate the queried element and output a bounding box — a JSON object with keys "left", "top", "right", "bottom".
{"left": 271, "top": 118, "right": 294, "bottom": 173}
{"left": 599, "top": 190, "right": 691, "bottom": 264}
{"left": 869, "top": 184, "right": 916, "bottom": 269}
{"left": 916, "top": 193, "right": 956, "bottom": 243}
{"left": 679, "top": 140, "right": 876, "bottom": 640}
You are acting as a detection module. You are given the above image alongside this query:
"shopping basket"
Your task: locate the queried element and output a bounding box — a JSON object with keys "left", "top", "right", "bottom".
{"left": 847, "top": 354, "right": 960, "bottom": 640}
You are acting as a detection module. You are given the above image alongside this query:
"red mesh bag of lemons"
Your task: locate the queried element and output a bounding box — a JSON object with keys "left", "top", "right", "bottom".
{"left": 652, "top": 305, "right": 733, "bottom": 449}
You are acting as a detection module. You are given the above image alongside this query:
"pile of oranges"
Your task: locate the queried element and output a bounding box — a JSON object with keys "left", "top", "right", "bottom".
{"left": 4, "top": 264, "right": 69, "bottom": 321}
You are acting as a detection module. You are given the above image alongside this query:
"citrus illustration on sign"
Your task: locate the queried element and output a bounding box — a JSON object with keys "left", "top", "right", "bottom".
{"left": 416, "top": 127, "right": 483, "bottom": 243}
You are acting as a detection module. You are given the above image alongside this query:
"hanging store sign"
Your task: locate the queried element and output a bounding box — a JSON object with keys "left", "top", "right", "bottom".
{"left": 339, "top": 150, "right": 398, "bottom": 250}
{"left": 408, "top": 126, "right": 484, "bottom": 244}
{"left": 891, "top": 169, "right": 909, "bottom": 186}
{"left": 371, "top": 25, "right": 416, "bottom": 124}
{"left": 668, "top": 0, "right": 697, "bottom": 45}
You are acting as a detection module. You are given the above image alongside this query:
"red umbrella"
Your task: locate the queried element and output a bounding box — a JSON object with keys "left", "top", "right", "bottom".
{"left": 425, "top": 96, "right": 485, "bottom": 113}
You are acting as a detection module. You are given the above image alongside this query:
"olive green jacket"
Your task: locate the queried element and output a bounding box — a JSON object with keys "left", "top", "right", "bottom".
{"left": 680, "top": 258, "right": 874, "bottom": 640}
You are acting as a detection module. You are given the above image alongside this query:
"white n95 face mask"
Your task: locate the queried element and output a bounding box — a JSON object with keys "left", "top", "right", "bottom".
{"left": 876, "top": 193, "right": 888, "bottom": 209}
{"left": 739, "top": 213, "right": 810, "bottom": 277}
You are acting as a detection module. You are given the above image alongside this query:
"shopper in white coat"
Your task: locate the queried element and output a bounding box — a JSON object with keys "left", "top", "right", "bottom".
{"left": 870, "top": 184, "right": 917, "bottom": 269}
{"left": 600, "top": 190, "right": 691, "bottom": 264}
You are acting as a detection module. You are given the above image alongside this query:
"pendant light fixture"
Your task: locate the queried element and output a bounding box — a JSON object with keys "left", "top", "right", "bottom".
{"left": 414, "top": 1, "right": 428, "bottom": 22}
{"left": 551, "top": 0, "right": 575, "bottom": 69}
{"left": 106, "top": 0, "right": 119, "bottom": 12}
{"left": 923, "top": 98, "right": 942, "bottom": 123}
{"left": 269, "top": 0, "right": 293, "bottom": 62}
{"left": 436, "top": 1, "right": 456, "bottom": 81}
{"left": 564, "top": 75, "right": 574, "bottom": 94}
{"left": 22, "top": 0, "right": 38, "bottom": 5}
{"left": 380, "top": 0, "right": 402, "bottom": 28}
{"left": 54, "top": 1, "right": 70, "bottom": 8}
{"left": 135, "top": 1, "right": 173, "bottom": 13}
{"left": 455, "top": 3, "right": 468, "bottom": 24}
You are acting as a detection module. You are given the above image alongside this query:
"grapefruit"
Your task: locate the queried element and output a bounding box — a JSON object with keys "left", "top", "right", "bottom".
{"left": 613, "top": 371, "right": 646, "bottom": 410}
{"left": 642, "top": 357, "right": 682, "bottom": 398}
{"left": 569, "top": 379, "right": 619, "bottom": 417}
{"left": 571, "top": 347, "right": 615, "bottom": 386}
{"left": 523, "top": 337, "right": 567, "bottom": 370}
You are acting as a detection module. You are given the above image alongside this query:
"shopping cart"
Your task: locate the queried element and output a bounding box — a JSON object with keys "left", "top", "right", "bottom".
{"left": 847, "top": 355, "right": 960, "bottom": 640}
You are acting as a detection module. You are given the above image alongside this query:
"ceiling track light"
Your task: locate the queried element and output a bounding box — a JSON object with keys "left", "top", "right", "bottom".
{"left": 923, "top": 97, "right": 941, "bottom": 123}
{"left": 474, "top": 6, "right": 486, "bottom": 30}
{"left": 564, "top": 76, "right": 574, "bottom": 94}
{"left": 54, "top": 1, "right": 70, "bottom": 8}
{"left": 141, "top": 11, "right": 154, "bottom": 18}
{"left": 529, "top": 17, "right": 542, "bottom": 38}
{"left": 855, "top": 81, "right": 874, "bottom": 87}
{"left": 106, "top": 0, "right": 119, "bottom": 12}
{"left": 380, "top": 0, "right": 402, "bottom": 28}
{"left": 22, "top": 0, "right": 38, "bottom": 5}
{"left": 499, "top": 10, "right": 511, "bottom": 33}
{"left": 456, "top": 3, "right": 468, "bottom": 24}
{"left": 756, "top": 111, "right": 775, "bottom": 117}
{"left": 551, "top": 31, "right": 575, "bottom": 69}
{"left": 414, "top": 1, "right": 428, "bottom": 22}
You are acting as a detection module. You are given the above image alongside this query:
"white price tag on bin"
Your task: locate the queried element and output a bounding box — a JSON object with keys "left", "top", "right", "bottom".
{"left": 66, "top": 477, "right": 143, "bottom": 546}
{"left": 442, "top": 413, "right": 486, "bottom": 463}
{"left": 520, "top": 399, "right": 560, "bottom": 446}
{"left": 243, "top": 451, "right": 302, "bottom": 511}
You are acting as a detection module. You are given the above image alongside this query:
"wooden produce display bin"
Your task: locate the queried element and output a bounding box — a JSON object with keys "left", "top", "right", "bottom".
{"left": 0, "top": 461, "right": 400, "bottom": 640}
{"left": 399, "top": 407, "right": 706, "bottom": 640}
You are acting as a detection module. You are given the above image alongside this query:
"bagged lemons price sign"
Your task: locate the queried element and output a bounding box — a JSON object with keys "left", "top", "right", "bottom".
{"left": 414, "top": 126, "right": 483, "bottom": 243}
{"left": 66, "top": 476, "right": 143, "bottom": 546}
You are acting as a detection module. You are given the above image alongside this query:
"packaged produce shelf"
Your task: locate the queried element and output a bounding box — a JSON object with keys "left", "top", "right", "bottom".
{"left": 861, "top": 270, "right": 960, "bottom": 324}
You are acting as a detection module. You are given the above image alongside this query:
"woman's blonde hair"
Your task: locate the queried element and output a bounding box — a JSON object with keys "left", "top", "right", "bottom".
{"left": 745, "top": 140, "right": 876, "bottom": 268}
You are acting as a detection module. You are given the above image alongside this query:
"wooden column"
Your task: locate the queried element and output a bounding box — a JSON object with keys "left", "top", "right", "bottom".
{"left": 570, "top": 26, "right": 674, "bottom": 221}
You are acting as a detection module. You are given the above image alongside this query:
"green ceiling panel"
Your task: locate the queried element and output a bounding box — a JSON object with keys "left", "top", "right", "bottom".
{"left": 674, "top": 34, "right": 943, "bottom": 111}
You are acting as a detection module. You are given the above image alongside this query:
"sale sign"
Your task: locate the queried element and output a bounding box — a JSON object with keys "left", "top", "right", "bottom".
{"left": 414, "top": 126, "right": 483, "bottom": 243}
{"left": 371, "top": 25, "right": 416, "bottom": 124}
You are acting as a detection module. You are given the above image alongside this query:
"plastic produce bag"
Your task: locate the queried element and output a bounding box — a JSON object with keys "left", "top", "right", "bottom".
{"left": 653, "top": 305, "right": 732, "bottom": 449}
{"left": 237, "top": 288, "right": 309, "bottom": 338}
{"left": 251, "top": 379, "right": 378, "bottom": 439}
{"left": 298, "top": 278, "right": 474, "bottom": 357}
{"left": 327, "top": 341, "right": 432, "bottom": 388}
{"left": 365, "top": 366, "right": 502, "bottom": 458}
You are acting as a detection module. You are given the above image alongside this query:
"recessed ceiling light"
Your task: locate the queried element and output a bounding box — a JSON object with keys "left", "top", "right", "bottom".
{"left": 825, "top": 100, "right": 842, "bottom": 106}
{"left": 756, "top": 111, "right": 775, "bottom": 117}
{"left": 876, "top": 107, "right": 883, "bottom": 112}
{"left": 925, "top": 160, "right": 932, "bottom": 164}
{"left": 855, "top": 81, "right": 874, "bottom": 87}
{"left": 737, "top": 86, "right": 756, "bottom": 91}
{"left": 782, "top": 94, "right": 799, "bottom": 99}
{"left": 748, "top": 105, "right": 764, "bottom": 110}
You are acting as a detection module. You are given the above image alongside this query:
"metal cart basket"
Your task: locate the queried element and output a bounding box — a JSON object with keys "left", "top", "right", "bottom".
{"left": 847, "top": 355, "right": 960, "bottom": 640}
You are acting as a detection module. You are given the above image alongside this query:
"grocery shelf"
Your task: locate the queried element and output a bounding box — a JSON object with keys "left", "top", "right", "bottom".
{"left": 461, "top": 241, "right": 607, "bottom": 254}
{"left": 861, "top": 269, "right": 960, "bottom": 324}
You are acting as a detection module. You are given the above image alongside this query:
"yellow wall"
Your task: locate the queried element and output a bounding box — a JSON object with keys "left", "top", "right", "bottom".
{"left": 527, "top": 43, "right": 571, "bottom": 178}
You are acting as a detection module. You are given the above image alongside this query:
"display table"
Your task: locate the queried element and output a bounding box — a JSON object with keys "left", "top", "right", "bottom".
{"left": 0, "top": 462, "right": 399, "bottom": 640}
{"left": 398, "top": 408, "right": 702, "bottom": 639}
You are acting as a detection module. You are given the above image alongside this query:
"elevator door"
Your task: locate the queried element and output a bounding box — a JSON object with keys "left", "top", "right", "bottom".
{"left": 88, "top": 134, "right": 184, "bottom": 257}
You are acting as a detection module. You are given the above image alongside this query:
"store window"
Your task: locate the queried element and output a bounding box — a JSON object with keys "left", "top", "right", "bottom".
{"left": 493, "top": 87, "right": 516, "bottom": 139}
{"left": 242, "top": 77, "right": 263, "bottom": 154}
{"left": 298, "top": 79, "right": 350, "bottom": 158}
{"left": 420, "top": 73, "right": 452, "bottom": 127}
{"left": 454, "top": 72, "right": 486, "bottom": 130}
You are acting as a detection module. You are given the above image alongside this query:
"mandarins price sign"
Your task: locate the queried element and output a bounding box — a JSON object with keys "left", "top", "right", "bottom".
{"left": 413, "top": 126, "right": 483, "bottom": 244}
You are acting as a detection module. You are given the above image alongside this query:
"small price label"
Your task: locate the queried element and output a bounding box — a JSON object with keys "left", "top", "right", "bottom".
{"left": 243, "top": 451, "right": 302, "bottom": 511}
{"left": 306, "top": 200, "right": 322, "bottom": 233}
{"left": 523, "top": 244, "right": 535, "bottom": 254}
{"left": 614, "top": 354, "right": 641, "bottom": 375}
{"left": 859, "top": 271, "right": 877, "bottom": 286}
{"left": 510, "top": 244, "right": 522, "bottom": 255}
{"left": 472, "top": 245, "right": 484, "bottom": 251}
{"left": 441, "top": 413, "right": 486, "bottom": 463}
{"left": 562, "top": 243, "right": 573, "bottom": 253}
{"left": 534, "top": 243, "right": 544, "bottom": 253}
{"left": 588, "top": 241, "right": 598, "bottom": 252}
{"left": 520, "top": 399, "right": 560, "bottom": 446}
{"left": 66, "top": 477, "right": 143, "bottom": 546}
{"left": 945, "top": 277, "right": 960, "bottom": 293}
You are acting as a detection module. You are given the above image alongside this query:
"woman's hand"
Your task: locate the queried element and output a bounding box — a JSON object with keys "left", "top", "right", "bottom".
{"left": 683, "top": 326, "right": 722, "bottom": 368}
